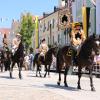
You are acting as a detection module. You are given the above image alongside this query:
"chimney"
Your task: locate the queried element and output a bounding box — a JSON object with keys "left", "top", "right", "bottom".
{"left": 54, "top": 6, "right": 57, "bottom": 12}
{"left": 43, "top": 12, "right": 45, "bottom": 17}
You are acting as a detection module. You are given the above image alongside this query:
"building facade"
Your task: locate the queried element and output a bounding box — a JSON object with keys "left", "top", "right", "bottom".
{"left": 38, "top": 5, "right": 72, "bottom": 47}
{"left": 33, "top": 16, "right": 39, "bottom": 49}
{"left": 0, "top": 28, "right": 11, "bottom": 47}
{"left": 9, "top": 19, "right": 20, "bottom": 48}
{"left": 72, "top": 0, "right": 96, "bottom": 36}
{"left": 96, "top": 0, "right": 100, "bottom": 34}
{"left": 39, "top": 10, "right": 59, "bottom": 46}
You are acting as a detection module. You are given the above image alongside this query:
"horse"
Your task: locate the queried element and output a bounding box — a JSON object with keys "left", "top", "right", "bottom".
{"left": 57, "top": 34, "right": 100, "bottom": 91}
{"left": 0, "top": 49, "right": 4, "bottom": 72}
{"left": 33, "top": 46, "right": 58, "bottom": 77}
{"left": 10, "top": 41, "right": 24, "bottom": 79}
{"left": 0, "top": 47, "right": 11, "bottom": 72}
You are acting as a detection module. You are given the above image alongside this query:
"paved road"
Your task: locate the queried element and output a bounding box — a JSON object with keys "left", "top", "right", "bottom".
{"left": 0, "top": 69, "right": 100, "bottom": 100}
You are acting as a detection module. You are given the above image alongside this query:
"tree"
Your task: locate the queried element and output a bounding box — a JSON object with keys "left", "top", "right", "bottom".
{"left": 19, "top": 12, "right": 35, "bottom": 50}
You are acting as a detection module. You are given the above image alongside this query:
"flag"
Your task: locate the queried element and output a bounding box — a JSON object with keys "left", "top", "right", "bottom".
{"left": 82, "top": 7, "right": 90, "bottom": 37}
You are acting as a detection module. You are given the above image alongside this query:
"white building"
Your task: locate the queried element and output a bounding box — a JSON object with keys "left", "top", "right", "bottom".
{"left": 39, "top": 10, "right": 59, "bottom": 46}
{"left": 9, "top": 19, "right": 20, "bottom": 48}
{"left": 39, "top": 6, "right": 72, "bottom": 46}
{"left": 72, "top": 0, "right": 96, "bottom": 36}
{"left": 59, "top": 0, "right": 66, "bottom": 7}
{"left": 96, "top": 0, "right": 100, "bottom": 34}
{"left": 0, "top": 28, "right": 11, "bottom": 47}
{"left": 0, "top": 32, "right": 4, "bottom": 47}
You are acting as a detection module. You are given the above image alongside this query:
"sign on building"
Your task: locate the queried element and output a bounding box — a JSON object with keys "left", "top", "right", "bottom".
{"left": 58, "top": 8, "right": 71, "bottom": 30}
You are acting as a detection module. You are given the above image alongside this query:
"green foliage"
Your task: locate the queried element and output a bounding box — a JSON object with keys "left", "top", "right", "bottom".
{"left": 19, "top": 12, "right": 35, "bottom": 50}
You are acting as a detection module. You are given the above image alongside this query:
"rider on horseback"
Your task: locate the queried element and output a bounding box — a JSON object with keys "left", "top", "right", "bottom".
{"left": 70, "top": 22, "right": 86, "bottom": 64}
{"left": 39, "top": 38, "right": 49, "bottom": 63}
{"left": 2, "top": 34, "right": 9, "bottom": 52}
{"left": 12, "top": 33, "right": 21, "bottom": 55}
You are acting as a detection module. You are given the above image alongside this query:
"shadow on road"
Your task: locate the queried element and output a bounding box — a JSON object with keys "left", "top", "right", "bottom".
{"left": 0, "top": 76, "right": 16, "bottom": 79}
{"left": 27, "top": 75, "right": 45, "bottom": 78}
{"left": 45, "top": 84, "right": 79, "bottom": 91}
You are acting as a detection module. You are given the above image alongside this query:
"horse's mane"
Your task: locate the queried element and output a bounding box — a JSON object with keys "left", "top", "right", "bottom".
{"left": 17, "top": 41, "right": 24, "bottom": 51}
{"left": 46, "top": 47, "right": 54, "bottom": 55}
{"left": 82, "top": 34, "right": 99, "bottom": 48}
{"left": 14, "top": 41, "right": 24, "bottom": 58}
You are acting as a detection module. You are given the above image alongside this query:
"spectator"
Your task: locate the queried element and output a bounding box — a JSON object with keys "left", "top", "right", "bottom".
{"left": 29, "top": 48, "right": 34, "bottom": 70}
{"left": 24, "top": 54, "right": 30, "bottom": 70}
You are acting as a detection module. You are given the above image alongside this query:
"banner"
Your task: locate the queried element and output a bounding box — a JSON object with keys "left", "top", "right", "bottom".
{"left": 35, "top": 16, "right": 39, "bottom": 48}
{"left": 82, "top": 7, "right": 90, "bottom": 37}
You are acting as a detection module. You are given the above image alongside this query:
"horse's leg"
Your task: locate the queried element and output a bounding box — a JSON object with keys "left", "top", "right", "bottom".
{"left": 57, "top": 57, "right": 61, "bottom": 86}
{"left": 0, "top": 63, "right": 2, "bottom": 72}
{"left": 7, "top": 60, "right": 11, "bottom": 71}
{"left": 77, "top": 67, "right": 82, "bottom": 89}
{"left": 57, "top": 64, "right": 61, "bottom": 86}
{"left": 1, "top": 62, "right": 3, "bottom": 72}
{"left": 4, "top": 61, "right": 7, "bottom": 71}
{"left": 47, "top": 65, "right": 51, "bottom": 77}
{"left": 10, "top": 62, "right": 15, "bottom": 78}
{"left": 36, "top": 65, "right": 38, "bottom": 77}
{"left": 17, "top": 62, "right": 22, "bottom": 79}
{"left": 38, "top": 65, "right": 42, "bottom": 77}
{"left": 44, "top": 64, "right": 47, "bottom": 77}
{"left": 57, "top": 70, "right": 61, "bottom": 86}
{"left": 64, "top": 66, "right": 69, "bottom": 87}
{"left": 89, "top": 67, "right": 95, "bottom": 91}
{"left": 36, "top": 64, "right": 39, "bottom": 77}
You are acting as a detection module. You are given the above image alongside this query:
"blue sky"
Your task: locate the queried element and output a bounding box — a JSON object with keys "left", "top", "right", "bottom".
{"left": 0, "top": 0, "right": 58, "bottom": 28}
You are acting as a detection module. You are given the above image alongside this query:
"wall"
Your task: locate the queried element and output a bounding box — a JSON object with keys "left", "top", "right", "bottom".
{"left": 96, "top": 0, "right": 100, "bottom": 34}
{"left": 39, "top": 11, "right": 59, "bottom": 46}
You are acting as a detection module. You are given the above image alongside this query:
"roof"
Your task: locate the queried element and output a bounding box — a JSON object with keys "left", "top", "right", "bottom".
{"left": 0, "top": 28, "right": 11, "bottom": 35}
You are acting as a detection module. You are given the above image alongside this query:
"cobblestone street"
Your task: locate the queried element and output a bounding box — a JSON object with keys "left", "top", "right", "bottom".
{"left": 0, "top": 69, "right": 100, "bottom": 100}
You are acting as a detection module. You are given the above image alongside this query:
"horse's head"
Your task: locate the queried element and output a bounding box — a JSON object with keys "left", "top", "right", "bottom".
{"left": 81, "top": 34, "right": 100, "bottom": 58}
{"left": 50, "top": 46, "right": 58, "bottom": 57}
{"left": 90, "top": 34, "right": 100, "bottom": 56}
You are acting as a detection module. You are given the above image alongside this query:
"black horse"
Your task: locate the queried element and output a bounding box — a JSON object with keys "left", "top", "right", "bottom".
{"left": 33, "top": 47, "right": 57, "bottom": 77}
{"left": 0, "top": 47, "right": 11, "bottom": 72}
{"left": 0, "top": 49, "right": 5, "bottom": 72}
{"left": 57, "top": 34, "right": 100, "bottom": 91}
{"left": 10, "top": 41, "right": 24, "bottom": 79}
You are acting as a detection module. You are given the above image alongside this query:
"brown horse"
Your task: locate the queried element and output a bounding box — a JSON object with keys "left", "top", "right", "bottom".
{"left": 0, "top": 47, "right": 11, "bottom": 72}
{"left": 33, "top": 46, "right": 58, "bottom": 77}
{"left": 57, "top": 34, "right": 100, "bottom": 91}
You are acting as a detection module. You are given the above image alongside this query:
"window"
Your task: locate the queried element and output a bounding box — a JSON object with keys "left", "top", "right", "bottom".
{"left": 58, "top": 34, "right": 60, "bottom": 43}
{"left": 43, "top": 22, "right": 46, "bottom": 32}
{"left": 53, "top": 36, "right": 55, "bottom": 44}
{"left": 52, "top": 19, "right": 55, "bottom": 28}
{"left": 48, "top": 37, "right": 49, "bottom": 45}
{"left": 47, "top": 21, "right": 49, "bottom": 31}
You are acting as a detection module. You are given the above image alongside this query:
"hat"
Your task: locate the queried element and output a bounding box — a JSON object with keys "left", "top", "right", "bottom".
{"left": 42, "top": 38, "right": 45, "bottom": 42}
{"left": 72, "top": 22, "right": 82, "bottom": 28}
{"left": 16, "top": 33, "right": 21, "bottom": 37}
